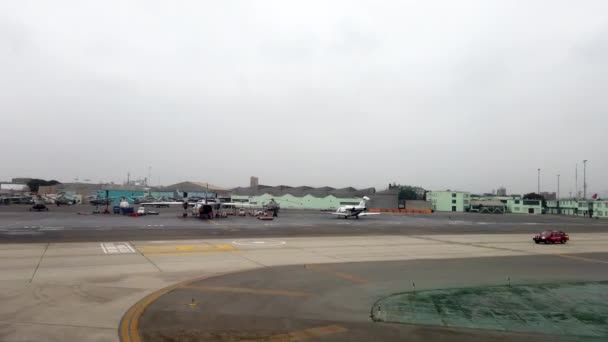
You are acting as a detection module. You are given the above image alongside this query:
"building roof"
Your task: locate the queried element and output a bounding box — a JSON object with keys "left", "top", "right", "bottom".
{"left": 375, "top": 188, "right": 399, "bottom": 195}
{"left": 232, "top": 185, "right": 375, "bottom": 198}
{"left": 471, "top": 200, "right": 505, "bottom": 207}
{"left": 161, "top": 181, "right": 231, "bottom": 192}
{"left": 58, "top": 183, "right": 152, "bottom": 192}
{"left": 431, "top": 190, "right": 470, "bottom": 193}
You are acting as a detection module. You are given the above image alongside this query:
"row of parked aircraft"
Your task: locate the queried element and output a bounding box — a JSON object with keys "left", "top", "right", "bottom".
{"left": 137, "top": 196, "right": 378, "bottom": 219}
{"left": 33, "top": 193, "right": 380, "bottom": 219}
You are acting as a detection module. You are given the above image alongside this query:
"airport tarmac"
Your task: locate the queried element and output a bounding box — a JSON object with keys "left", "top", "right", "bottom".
{"left": 137, "top": 254, "right": 608, "bottom": 342}
{"left": 1, "top": 205, "right": 607, "bottom": 243}
{"left": 1, "top": 230, "right": 608, "bottom": 341}
{"left": 1, "top": 207, "right": 608, "bottom": 341}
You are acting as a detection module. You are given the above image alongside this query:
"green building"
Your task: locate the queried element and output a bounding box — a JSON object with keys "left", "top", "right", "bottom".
{"left": 427, "top": 191, "right": 471, "bottom": 212}
{"left": 546, "top": 199, "right": 580, "bottom": 215}
{"left": 231, "top": 193, "right": 364, "bottom": 210}
{"left": 593, "top": 201, "right": 608, "bottom": 219}
{"left": 577, "top": 200, "right": 592, "bottom": 216}
{"left": 231, "top": 184, "right": 376, "bottom": 210}
{"left": 545, "top": 199, "right": 597, "bottom": 217}
{"left": 506, "top": 198, "right": 542, "bottom": 214}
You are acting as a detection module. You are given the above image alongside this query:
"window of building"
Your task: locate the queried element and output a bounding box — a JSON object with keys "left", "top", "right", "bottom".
{"left": 452, "top": 200, "right": 456, "bottom": 204}
{"left": 523, "top": 200, "right": 539, "bottom": 206}
{"left": 452, "top": 193, "right": 456, "bottom": 198}
{"left": 452, "top": 206, "right": 456, "bottom": 211}
{"left": 515, "top": 200, "right": 520, "bottom": 204}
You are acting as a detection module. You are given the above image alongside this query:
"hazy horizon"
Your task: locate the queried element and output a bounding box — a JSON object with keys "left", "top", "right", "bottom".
{"left": 2, "top": 1, "right": 607, "bottom": 196}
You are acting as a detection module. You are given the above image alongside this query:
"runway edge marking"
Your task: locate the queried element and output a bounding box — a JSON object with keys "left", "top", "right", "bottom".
{"left": 181, "top": 285, "right": 312, "bottom": 297}
{"left": 118, "top": 269, "right": 262, "bottom": 342}
{"left": 304, "top": 264, "right": 367, "bottom": 284}
{"left": 261, "top": 324, "right": 348, "bottom": 341}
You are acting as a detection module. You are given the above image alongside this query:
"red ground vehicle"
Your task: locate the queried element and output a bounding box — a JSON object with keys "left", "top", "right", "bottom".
{"left": 533, "top": 230, "right": 569, "bottom": 244}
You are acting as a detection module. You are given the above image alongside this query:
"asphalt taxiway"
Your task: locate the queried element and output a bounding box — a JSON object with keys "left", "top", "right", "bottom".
{"left": 1, "top": 205, "right": 607, "bottom": 243}
{"left": 136, "top": 253, "right": 608, "bottom": 341}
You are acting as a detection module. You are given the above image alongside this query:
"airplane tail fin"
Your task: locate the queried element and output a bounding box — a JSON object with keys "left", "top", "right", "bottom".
{"left": 359, "top": 196, "right": 370, "bottom": 207}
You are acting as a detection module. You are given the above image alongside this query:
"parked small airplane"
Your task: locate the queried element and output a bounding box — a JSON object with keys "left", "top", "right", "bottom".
{"left": 89, "top": 196, "right": 114, "bottom": 206}
{"left": 330, "top": 196, "right": 379, "bottom": 219}
{"left": 54, "top": 192, "right": 78, "bottom": 206}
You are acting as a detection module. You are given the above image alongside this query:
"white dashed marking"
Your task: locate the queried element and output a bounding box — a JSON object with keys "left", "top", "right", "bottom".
{"left": 100, "top": 242, "right": 136, "bottom": 254}
{"left": 39, "top": 227, "right": 65, "bottom": 231}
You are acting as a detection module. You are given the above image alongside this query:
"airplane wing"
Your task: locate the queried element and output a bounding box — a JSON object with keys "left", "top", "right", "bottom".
{"left": 329, "top": 212, "right": 348, "bottom": 216}
{"left": 221, "top": 202, "right": 257, "bottom": 208}
{"left": 141, "top": 201, "right": 183, "bottom": 206}
{"left": 358, "top": 212, "right": 380, "bottom": 216}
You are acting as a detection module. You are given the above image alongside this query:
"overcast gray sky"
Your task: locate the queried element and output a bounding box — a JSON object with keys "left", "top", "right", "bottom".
{"left": 1, "top": 0, "right": 607, "bottom": 195}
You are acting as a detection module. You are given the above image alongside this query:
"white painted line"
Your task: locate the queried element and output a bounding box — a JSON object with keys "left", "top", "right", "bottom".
{"left": 100, "top": 243, "right": 108, "bottom": 254}
{"left": 2, "top": 231, "right": 41, "bottom": 235}
{"left": 126, "top": 243, "right": 136, "bottom": 253}
{"left": 232, "top": 239, "right": 287, "bottom": 246}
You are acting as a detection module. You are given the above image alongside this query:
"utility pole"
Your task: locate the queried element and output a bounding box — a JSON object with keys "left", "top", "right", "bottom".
{"left": 575, "top": 163, "right": 578, "bottom": 199}
{"left": 148, "top": 166, "right": 152, "bottom": 187}
{"left": 583, "top": 160, "right": 588, "bottom": 199}
{"left": 557, "top": 173, "right": 559, "bottom": 201}
{"left": 537, "top": 168, "right": 541, "bottom": 195}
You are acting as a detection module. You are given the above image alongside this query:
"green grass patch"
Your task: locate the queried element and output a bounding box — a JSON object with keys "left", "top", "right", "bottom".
{"left": 371, "top": 281, "right": 608, "bottom": 337}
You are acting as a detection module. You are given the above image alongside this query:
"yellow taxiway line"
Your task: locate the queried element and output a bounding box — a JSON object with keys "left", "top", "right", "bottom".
{"left": 259, "top": 325, "right": 348, "bottom": 342}
{"left": 304, "top": 264, "right": 367, "bottom": 284}
{"left": 181, "top": 285, "right": 312, "bottom": 298}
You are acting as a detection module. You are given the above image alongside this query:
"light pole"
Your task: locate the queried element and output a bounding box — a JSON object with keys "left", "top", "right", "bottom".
{"left": 557, "top": 174, "right": 560, "bottom": 200}
{"left": 537, "top": 168, "right": 541, "bottom": 195}
{"left": 575, "top": 163, "right": 578, "bottom": 199}
{"left": 583, "top": 160, "right": 588, "bottom": 199}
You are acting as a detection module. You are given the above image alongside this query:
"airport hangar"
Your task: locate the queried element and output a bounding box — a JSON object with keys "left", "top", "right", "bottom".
{"left": 50, "top": 180, "right": 401, "bottom": 210}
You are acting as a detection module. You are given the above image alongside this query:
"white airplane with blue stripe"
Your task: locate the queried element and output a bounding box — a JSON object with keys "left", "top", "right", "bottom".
{"left": 330, "top": 196, "right": 379, "bottom": 219}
